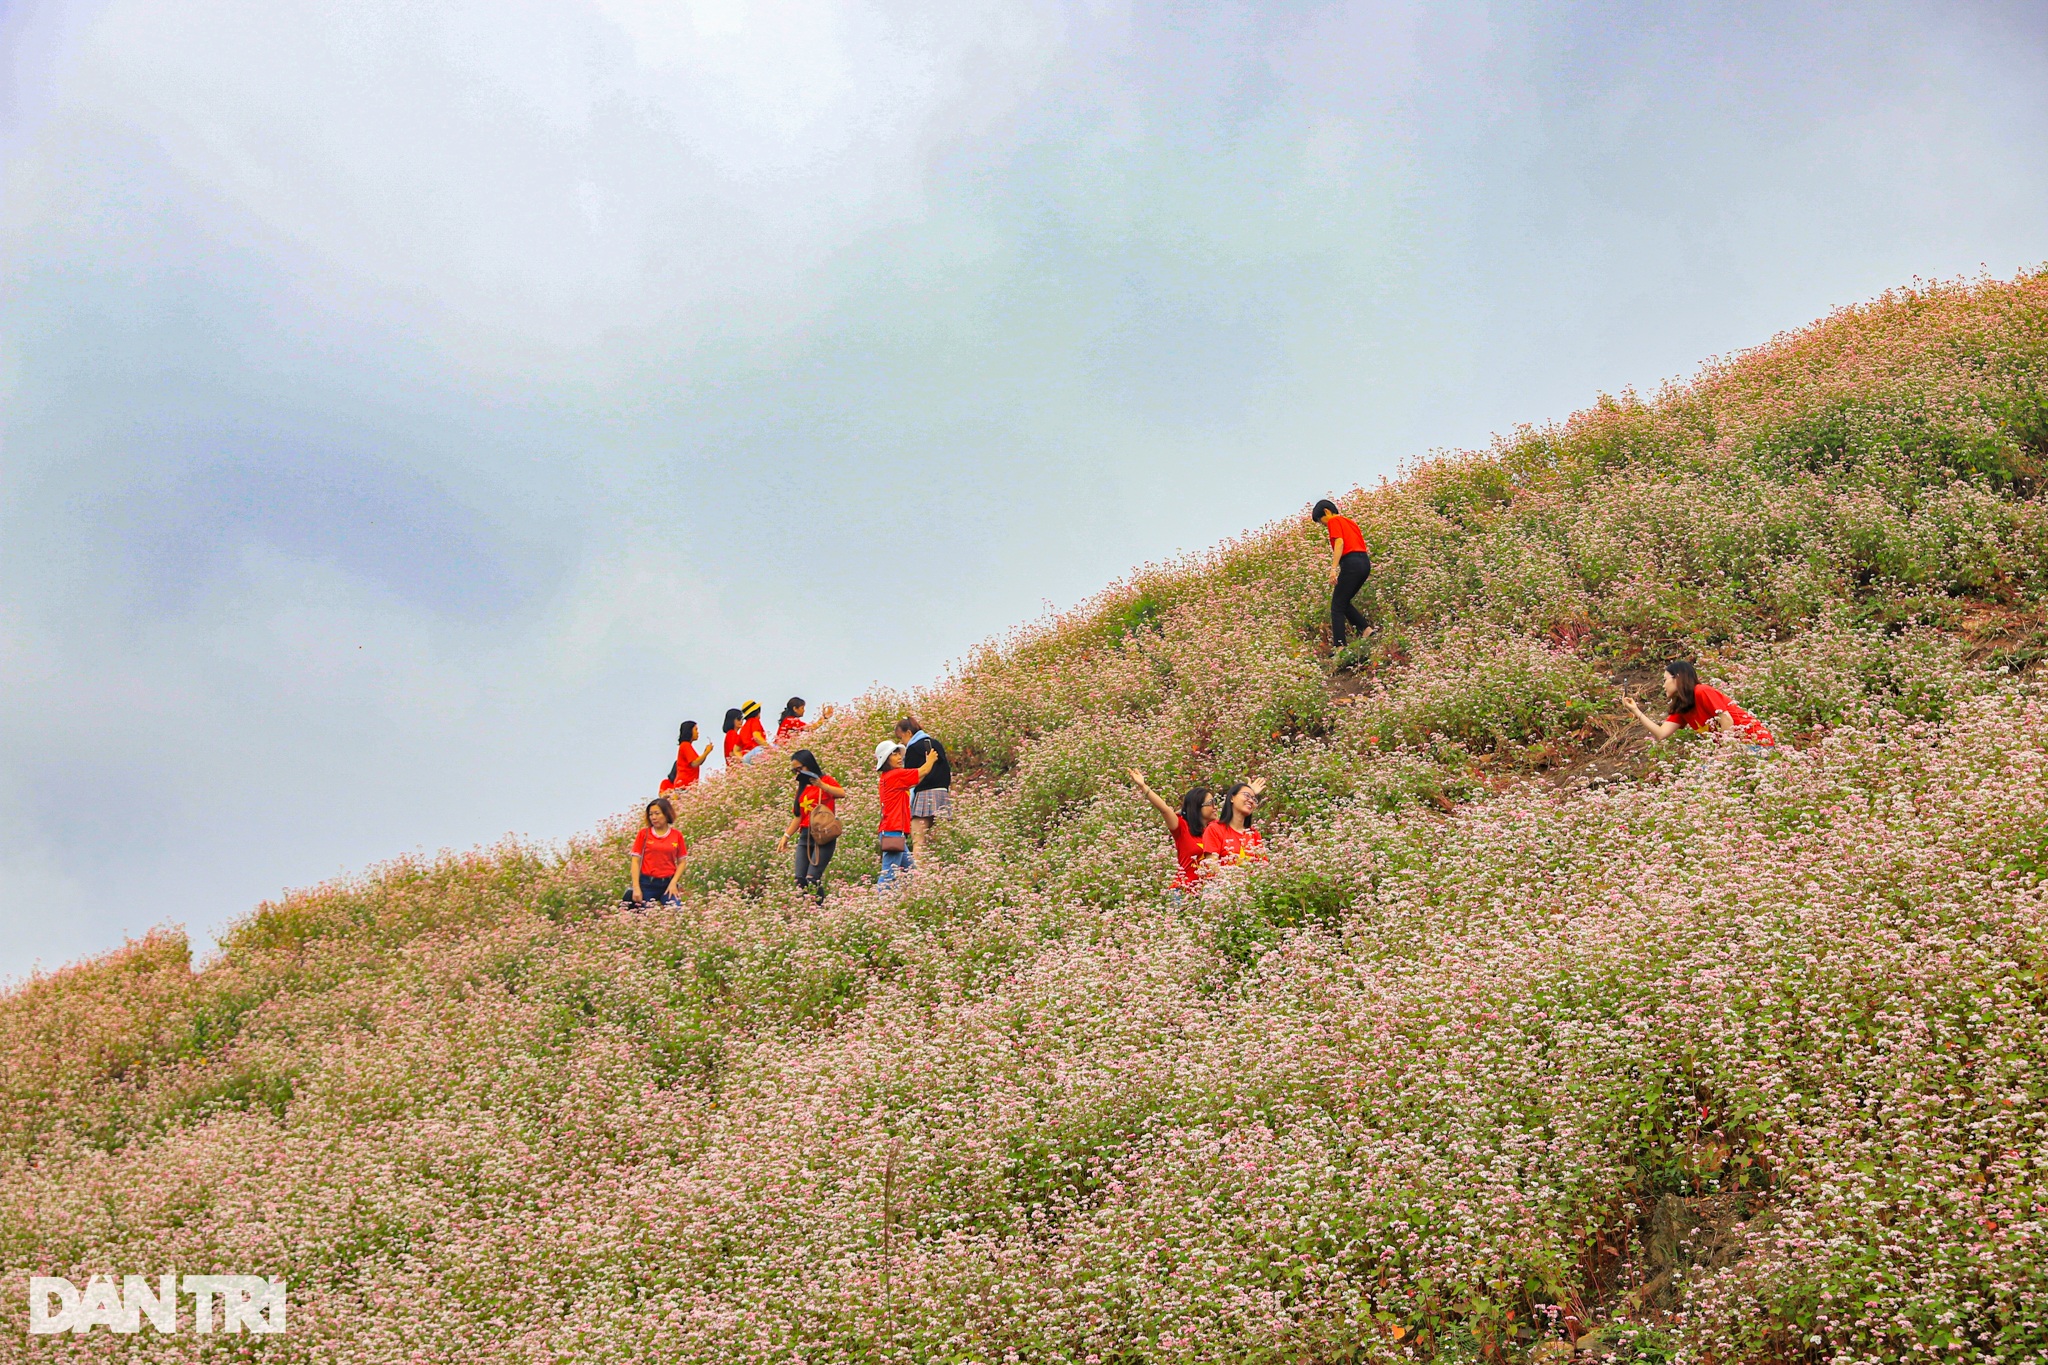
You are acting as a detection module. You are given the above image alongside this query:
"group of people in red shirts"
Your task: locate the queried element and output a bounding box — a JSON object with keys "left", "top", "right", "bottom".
{"left": 1127, "top": 769, "right": 1271, "bottom": 894}
{"left": 626, "top": 696, "right": 840, "bottom": 905}
{"left": 768, "top": 715, "right": 951, "bottom": 900}
{"left": 627, "top": 501, "right": 1777, "bottom": 911}
{"left": 1117, "top": 502, "right": 1776, "bottom": 896}
{"left": 627, "top": 702, "right": 953, "bottom": 906}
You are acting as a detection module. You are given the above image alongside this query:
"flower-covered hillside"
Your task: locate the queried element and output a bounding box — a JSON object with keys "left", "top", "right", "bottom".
{"left": 6, "top": 270, "right": 2048, "bottom": 1364}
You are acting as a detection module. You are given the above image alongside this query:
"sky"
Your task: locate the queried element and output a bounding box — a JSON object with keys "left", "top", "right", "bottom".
{"left": 2, "top": 0, "right": 2045, "bottom": 983}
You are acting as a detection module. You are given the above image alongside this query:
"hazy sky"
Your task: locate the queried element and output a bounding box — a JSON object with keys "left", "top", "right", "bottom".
{"left": 3, "top": 0, "right": 2045, "bottom": 982}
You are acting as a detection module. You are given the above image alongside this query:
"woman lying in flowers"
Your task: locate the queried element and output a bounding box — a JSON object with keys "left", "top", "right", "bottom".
{"left": 1625, "top": 659, "right": 1776, "bottom": 745}
{"left": 1202, "top": 777, "right": 1269, "bottom": 866}
{"left": 1127, "top": 768, "right": 1220, "bottom": 890}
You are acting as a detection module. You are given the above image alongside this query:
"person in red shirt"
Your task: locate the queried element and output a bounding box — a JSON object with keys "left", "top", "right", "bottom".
{"left": 775, "top": 748, "right": 846, "bottom": 898}
{"left": 775, "top": 696, "right": 835, "bottom": 745}
{"left": 1625, "top": 660, "right": 1777, "bottom": 746}
{"left": 875, "top": 740, "right": 940, "bottom": 888}
{"left": 1127, "top": 768, "right": 1220, "bottom": 893}
{"left": 720, "top": 708, "right": 744, "bottom": 766}
{"left": 1202, "top": 778, "right": 1270, "bottom": 867}
{"left": 660, "top": 720, "right": 708, "bottom": 792}
{"left": 731, "top": 701, "right": 770, "bottom": 764}
{"left": 1312, "top": 498, "right": 1373, "bottom": 650}
{"left": 625, "top": 797, "right": 687, "bottom": 907}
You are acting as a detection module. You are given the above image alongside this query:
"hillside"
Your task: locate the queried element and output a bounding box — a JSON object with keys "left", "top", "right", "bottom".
{"left": 7, "top": 270, "right": 2048, "bottom": 1363}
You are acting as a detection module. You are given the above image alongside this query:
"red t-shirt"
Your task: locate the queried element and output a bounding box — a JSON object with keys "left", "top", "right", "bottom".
{"left": 1171, "top": 816, "right": 1209, "bottom": 888}
{"left": 1669, "top": 684, "right": 1775, "bottom": 745}
{"left": 878, "top": 767, "right": 920, "bottom": 832}
{"left": 723, "top": 730, "right": 741, "bottom": 761}
{"left": 632, "top": 826, "right": 686, "bottom": 879}
{"left": 1202, "top": 821, "right": 1267, "bottom": 866}
{"left": 1323, "top": 513, "right": 1369, "bottom": 558}
{"left": 735, "top": 716, "right": 767, "bottom": 753}
{"left": 775, "top": 716, "right": 807, "bottom": 744}
{"left": 661, "top": 741, "right": 705, "bottom": 791}
{"left": 796, "top": 779, "right": 839, "bottom": 828}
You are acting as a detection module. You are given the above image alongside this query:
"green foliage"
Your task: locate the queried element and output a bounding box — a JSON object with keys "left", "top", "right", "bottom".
{"left": 1358, "top": 628, "right": 1606, "bottom": 758}
{"left": 1100, "top": 588, "right": 1167, "bottom": 645}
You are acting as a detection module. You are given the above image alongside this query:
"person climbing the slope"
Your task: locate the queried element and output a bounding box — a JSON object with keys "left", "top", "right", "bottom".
{"left": 876, "top": 739, "right": 940, "bottom": 888}
{"left": 895, "top": 715, "right": 951, "bottom": 861}
{"left": 1624, "top": 660, "right": 1776, "bottom": 747}
{"left": 776, "top": 697, "right": 835, "bottom": 745}
{"left": 775, "top": 749, "right": 845, "bottom": 899}
{"left": 1202, "top": 777, "right": 1270, "bottom": 867}
{"left": 1127, "top": 768, "right": 1220, "bottom": 893}
{"left": 624, "top": 797, "right": 687, "bottom": 907}
{"left": 720, "top": 708, "right": 745, "bottom": 768}
{"left": 731, "top": 701, "right": 770, "bottom": 764}
{"left": 660, "top": 720, "right": 708, "bottom": 793}
{"left": 1312, "top": 498, "right": 1372, "bottom": 651}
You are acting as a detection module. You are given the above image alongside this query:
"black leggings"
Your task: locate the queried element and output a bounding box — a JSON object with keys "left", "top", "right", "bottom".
{"left": 795, "top": 832, "right": 836, "bottom": 896}
{"left": 1331, "top": 551, "right": 1372, "bottom": 646}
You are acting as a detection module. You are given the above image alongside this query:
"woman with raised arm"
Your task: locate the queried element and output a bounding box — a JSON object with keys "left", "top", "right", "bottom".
{"left": 876, "top": 740, "right": 940, "bottom": 888}
{"left": 1201, "top": 777, "right": 1270, "bottom": 867}
{"left": 775, "top": 748, "right": 846, "bottom": 898}
{"left": 1624, "top": 660, "right": 1776, "bottom": 747}
{"left": 624, "top": 797, "right": 687, "bottom": 907}
{"left": 660, "top": 720, "right": 708, "bottom": 793}
{"left": 1127, "top": 768, "right": 1220, "bottom": 892}
{"left": 775, "top": 697, "right": 835, "bottom": 746}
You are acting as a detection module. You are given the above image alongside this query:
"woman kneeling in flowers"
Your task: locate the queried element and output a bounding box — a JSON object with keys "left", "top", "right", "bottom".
{"left": 1128, "top": 769, "right": 1219, "bottom": 891}
{"left": 1625, "top": 659, "right": 1775, "bottom": 746}
{"left": 1202, "top": 777, "right": 1269, "bottom": 867}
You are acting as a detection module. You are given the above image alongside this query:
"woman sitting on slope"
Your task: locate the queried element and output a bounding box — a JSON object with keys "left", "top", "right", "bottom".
{"left": 776, "top": 697, "right": 835, "bottom": 745}
{"left": 775, "top": 749, "right": 845, "bottom": 899}
{"left": 1127, "top": 769, "right": 1219, "bottom": 892}
{"left": 660, "top": 720, "right": 708, "bottom": 793}
{"left": 731, "top": 701, "right": 770, "bottom": 763}
{"left": 1624, "top": 660, "right": 1776, "bottom": 747}
{"left": 624, "top": 798, "right": 687, "bottom": 908}
{"left": 1202, "top": 777, "right": 1269, "bottom": 867}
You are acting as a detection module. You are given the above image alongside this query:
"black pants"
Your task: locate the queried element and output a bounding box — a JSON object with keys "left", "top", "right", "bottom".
{"left": 1331, "top": 551, "right": 1372, "bottom": 646}
{"left": 795, "top": 832, "right": 836, "bottom": 896}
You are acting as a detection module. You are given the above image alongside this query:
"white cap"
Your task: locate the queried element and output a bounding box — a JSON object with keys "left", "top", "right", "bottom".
{"left": 874, "top": 739, "right": 902, "bottom": 773}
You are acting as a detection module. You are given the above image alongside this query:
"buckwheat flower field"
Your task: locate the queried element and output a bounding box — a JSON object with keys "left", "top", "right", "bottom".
{"left": 7, "top": 271, "right": 2048, "bottom": 1362}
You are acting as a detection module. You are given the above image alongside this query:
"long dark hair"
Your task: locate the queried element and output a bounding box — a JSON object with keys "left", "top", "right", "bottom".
{"left": 678, "top": 720, "right": 699, "bottom": 744}
{"left": 643, "top": 797, "right": 675, "bottom": 828}
{"left": 722, "top": 708, "right": 742, "bottom": 733}
{"left": 1666, "top": 659, "right": 1700, "bottom": 716}
{"left": 789, "top": 749, "right": 821, "bottom": 815}
{"left": 781, "top": 696, "right": 804, "bottom": 720}
{"left": 1179, "top": 786, "right": 1211, "bottom": 837}
{"left": 1216, "top": 782, "right": 1256, "bottom": 832}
